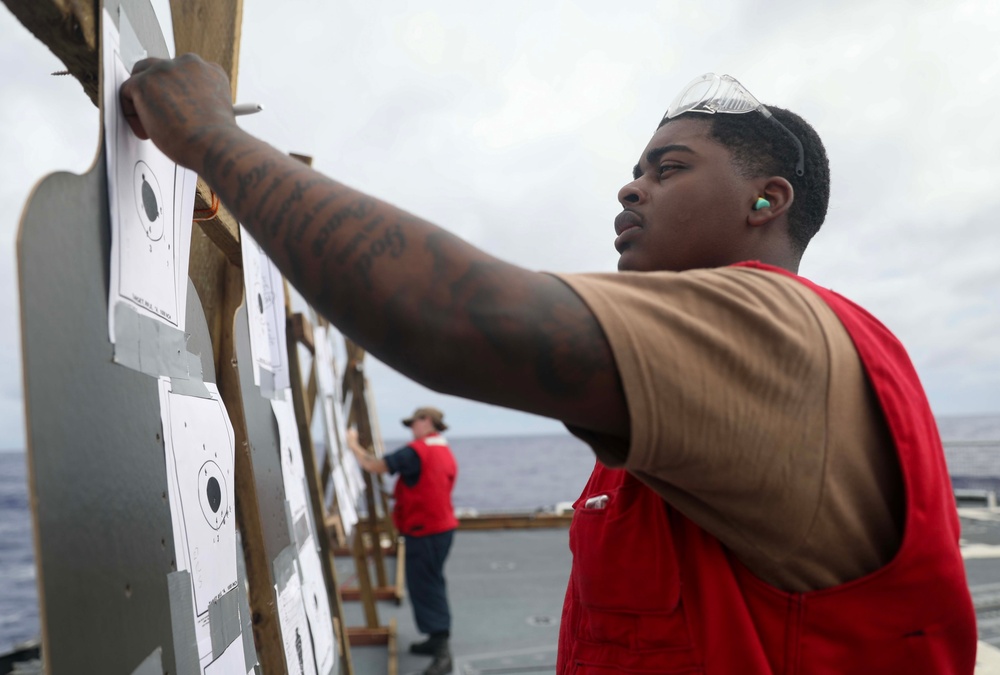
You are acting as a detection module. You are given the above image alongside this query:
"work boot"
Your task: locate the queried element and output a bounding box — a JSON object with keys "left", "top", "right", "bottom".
{"left": 409, "top": 637, "right": 438, "bottom": 655}
{"left": 411, "top": 632, "right": 449, "bottom": 656}
{"left": 423, "top": 645, "right": 452, "bottom": 675}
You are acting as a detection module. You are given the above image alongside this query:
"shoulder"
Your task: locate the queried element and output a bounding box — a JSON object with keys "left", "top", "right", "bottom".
{"left": 555, "top": 265, "right": 833, "bottom": 315}
{"left": 553, "top": 266, "right": 852, "bottom": 364}
{"left": 384, "top": 445, "right": 421, "bottom": 475}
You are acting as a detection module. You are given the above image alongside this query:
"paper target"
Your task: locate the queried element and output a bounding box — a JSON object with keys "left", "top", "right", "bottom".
{"left": 276, "top": 573, "right": 318, "bottom": 675}
{"left": 158, "top": 380, "right": 238, "bottom": 615}
{"left": 103, "top": 26, "right": 195, "bottom": 336}
{"left": 271, "top": 398, "right": 311, "bottom": 529}
{"left": 297, "top": 539, "right": 336, "bottom": 674}
{"left": 133, "top": 160, "right": 164, "bottom": 241}
{"left": 240, "top": 225, "right": 290, "bottom": 394}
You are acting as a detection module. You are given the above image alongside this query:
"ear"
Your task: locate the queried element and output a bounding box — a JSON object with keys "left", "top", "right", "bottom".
{"left": 747, "top": 176, "right": 794, "bottom": 227}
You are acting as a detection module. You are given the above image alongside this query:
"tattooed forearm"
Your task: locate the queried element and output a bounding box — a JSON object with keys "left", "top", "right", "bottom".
{"left": 262, "top": 177, "right": 324, "bottom": 238}
{"left": 198, "top": 131, "right": 230, "bottom": 177}
{"left": 312, "top": 198, "right": 375, "bottom": 258}
{"left": 233, "top": 160, "right": 275, "bottom": 212}
{"left": 255, "top": 168, "right": 302, "bottom": 232}
{"left": 220, "top": 146, "right": 261, "bottom": 181}
{"left": 353, "top": 222, "right": 406, "bottom": 291}
{"left": 291, "top": 191, "right": 341, "bottom": 244}
{"left": 182, "top": 125, "right": 624, "bottom": 434}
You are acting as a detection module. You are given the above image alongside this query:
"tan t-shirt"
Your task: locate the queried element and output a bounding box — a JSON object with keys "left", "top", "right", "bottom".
{"left": 556, "top": 266, "right": 905, "bottom": 592}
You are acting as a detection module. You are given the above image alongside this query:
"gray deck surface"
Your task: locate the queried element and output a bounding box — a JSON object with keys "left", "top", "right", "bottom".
{"left": 338, "top": 528, "right": 569, "bottom": 675}
{"left": 960, "top": 510, "right": 1000, "bottom": 654}
{"left": 333, "top": 512, "right": 1000, "bottom": 675}
{"left": 8, "top": 513, "right": 1000, "bottom": 673}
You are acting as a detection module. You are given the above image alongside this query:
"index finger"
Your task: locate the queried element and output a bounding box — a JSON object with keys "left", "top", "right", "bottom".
{"left": 129, "top": 56, "right": 164, "bottom": 75}
{"left": 117, "top": 75, "right": 148, "bottom": 140}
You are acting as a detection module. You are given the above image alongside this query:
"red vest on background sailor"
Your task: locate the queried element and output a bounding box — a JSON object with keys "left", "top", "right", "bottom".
{"left": 393, "top": 433, "right": 459, "bottom": 537}
{"left": 557, "top": 263, "right": 977, "bottom": 674}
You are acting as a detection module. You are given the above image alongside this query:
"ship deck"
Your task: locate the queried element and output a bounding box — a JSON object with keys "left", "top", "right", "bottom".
{"left": 6, "top": 512, "right": 1000, "bottom": 674}
{"left": 340, "top": 511, "right": 1000, "bottom": 675}
{"left": 342, "top": 527, "right": 568, "bottom": 675}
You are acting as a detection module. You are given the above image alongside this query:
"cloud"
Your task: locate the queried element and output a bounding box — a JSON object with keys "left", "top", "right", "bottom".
{"left": 1, "top": 0, "right": 999, "bottom": 449}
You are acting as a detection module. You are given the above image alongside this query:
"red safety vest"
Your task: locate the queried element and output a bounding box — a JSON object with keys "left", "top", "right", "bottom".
{"left": 393, "top": 434, "right": 459, "bottom": 537}
{"left": 557, "top": 262, "right": 977, "bottom": 674}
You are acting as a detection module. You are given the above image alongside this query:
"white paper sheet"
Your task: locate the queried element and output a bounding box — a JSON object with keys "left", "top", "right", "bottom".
{"left": 296, "top": 537, "right": 337, "bottom": 675}
{"left": 241, "top": 226, "right": 290, "bottom": 396}
{"left": 158, "top": 378, "right": 245, "bottom": 673}
{"left": 341, "top": 449, "right": 367, "bottom": 511}
{"left": 312, "top": 326, "right": 336, "bottom": 399}
{"left": 331, "top": 464, "right": 358, "bottom": 540}
{"left": 276, "top": 575, "right": 319, "bottom": 675}
{"left": 159, "top": 379, "right": 238, "bottom": 614}
{"left": 204, "top": 632, "right": 247, "bottom": 675}
{"left": 270, "top": 396, "right": 337, "bottom": 674}
{"left": 271, "top": 397, "right": 311, "bottom": 539}
{"left": 313, "top": 326, "right": 349, "bottom": 465}
{"left": 103, "top": 9, "right": 196, "bottom": 342}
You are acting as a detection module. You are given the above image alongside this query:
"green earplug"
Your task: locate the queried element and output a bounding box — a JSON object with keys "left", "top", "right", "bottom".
{"left": 754, "top": 197, "right": 771, "bottom": 210}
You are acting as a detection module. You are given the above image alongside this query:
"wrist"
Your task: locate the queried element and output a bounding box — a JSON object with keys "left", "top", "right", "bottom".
{"left": 183, "top": 122, "right": 248, "bottom": 178}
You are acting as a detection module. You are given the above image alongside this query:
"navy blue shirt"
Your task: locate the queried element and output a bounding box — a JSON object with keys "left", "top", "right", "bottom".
{"left": 383, "top": 444, "right": 421, "bottom": 487}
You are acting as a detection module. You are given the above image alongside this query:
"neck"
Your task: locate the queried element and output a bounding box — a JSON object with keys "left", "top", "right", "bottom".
{"left": 744, "top": 237, "right": 801, "bottom": 274}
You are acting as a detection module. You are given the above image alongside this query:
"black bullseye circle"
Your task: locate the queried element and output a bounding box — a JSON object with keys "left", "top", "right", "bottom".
{"left": 206, "top": 476, "right": 222, "bottom": 513}
{"left": 198, "top": 460, "right": 228, "bottom": 530}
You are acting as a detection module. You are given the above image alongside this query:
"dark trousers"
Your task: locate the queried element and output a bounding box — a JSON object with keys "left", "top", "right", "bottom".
{"left": 404, "top": 529, "right": 455, "bottom": 635}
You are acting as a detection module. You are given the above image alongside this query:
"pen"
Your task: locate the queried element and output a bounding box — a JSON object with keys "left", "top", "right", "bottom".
{"left": 233, "top": 103, "right": 263, "bottom": 117}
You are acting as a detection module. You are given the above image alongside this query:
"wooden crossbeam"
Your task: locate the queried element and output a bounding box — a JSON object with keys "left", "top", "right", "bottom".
{"left": 345, "top": 625, "right": 394, "bottom": 647}
{"left": 2, "top": 0, "right": 99, "bottom": 104}
{"left": 457, "top": 513, "right": 573, "bottom": 530}
{"left": 290, "top": 312, "right": 316, "bottom": 354}
{"left": 193, "top": 178, "right": 242, "bottom": 267}
{"left": 340, "top": 585, "right": 403, "bottom": 604}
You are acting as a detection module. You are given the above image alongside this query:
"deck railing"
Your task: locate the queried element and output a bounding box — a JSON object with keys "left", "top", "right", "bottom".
{"left": 946, "top": 439, "right": 1000, "bottom": 506}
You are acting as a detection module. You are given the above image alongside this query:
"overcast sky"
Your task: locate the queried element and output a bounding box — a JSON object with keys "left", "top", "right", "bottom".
{"left": 1, "top": 0, "right": 998, "bottom": 449}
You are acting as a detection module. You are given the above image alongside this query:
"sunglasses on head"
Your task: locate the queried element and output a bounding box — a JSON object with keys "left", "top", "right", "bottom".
{"left": 663, "top": 73, "right": 805, "bottom": 177}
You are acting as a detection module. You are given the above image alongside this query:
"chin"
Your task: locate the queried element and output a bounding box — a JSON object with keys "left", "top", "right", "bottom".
{"left": 617, "top": 251, "right": 653, "bottom": 273}
{"left": 616, "top": 249, "right": 639, "bottom": 272}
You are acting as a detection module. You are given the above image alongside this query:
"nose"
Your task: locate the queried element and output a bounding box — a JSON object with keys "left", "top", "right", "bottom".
{"left": 618, "top": 180, "right": 646, "bottom": 207}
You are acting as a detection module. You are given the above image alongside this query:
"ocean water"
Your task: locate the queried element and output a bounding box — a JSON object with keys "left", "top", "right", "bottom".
{"left": 2, "top": 417, "right": 999, "bottom": 654}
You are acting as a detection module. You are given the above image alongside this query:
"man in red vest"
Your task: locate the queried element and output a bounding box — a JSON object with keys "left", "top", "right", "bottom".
{"left": 123, "top": 60, "right": 977, "bottom": 672}
{"left": 348, "top": 407, "right": 458, "bottom": 675}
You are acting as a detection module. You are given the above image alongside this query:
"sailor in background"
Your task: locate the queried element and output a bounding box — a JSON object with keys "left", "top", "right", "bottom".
{"left": 348, "top": 407, "right": 458, "bottom": 675}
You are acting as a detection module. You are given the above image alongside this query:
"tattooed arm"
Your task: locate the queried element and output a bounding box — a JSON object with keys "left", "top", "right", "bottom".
{"left": 120, "top": 54, "right": 627, "bottom": 436}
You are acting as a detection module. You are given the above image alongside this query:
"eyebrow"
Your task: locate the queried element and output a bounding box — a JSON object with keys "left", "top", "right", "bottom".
{"left": 632, "top": 144, "right": 696, "bottom": 180}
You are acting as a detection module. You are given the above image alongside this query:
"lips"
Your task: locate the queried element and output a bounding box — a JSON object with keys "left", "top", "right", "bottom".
{"left": 614, "top": 210, "right": 642, "bottom": 253}
{"left": 614, "top": 209, "right": 642, "bottom": 236}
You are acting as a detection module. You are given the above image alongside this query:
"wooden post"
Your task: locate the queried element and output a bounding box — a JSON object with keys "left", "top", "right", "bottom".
{"left": 165, "top": 2, "right": 289, "bottom": 673}
{"left": 342, "top": 341, "right": 391, "bottom": 588}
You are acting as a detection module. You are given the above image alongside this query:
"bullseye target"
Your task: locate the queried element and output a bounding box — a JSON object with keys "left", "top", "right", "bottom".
{"left": 198, "top": 460, "right": 228, "bottom": 530}
{"left": 133, "top": 160, "right": 164, "bottom": 241}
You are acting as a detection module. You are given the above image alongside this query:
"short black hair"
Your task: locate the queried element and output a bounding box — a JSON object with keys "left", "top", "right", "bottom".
{"left": 661, "top": 106, "right": 831, "bottom": 253}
